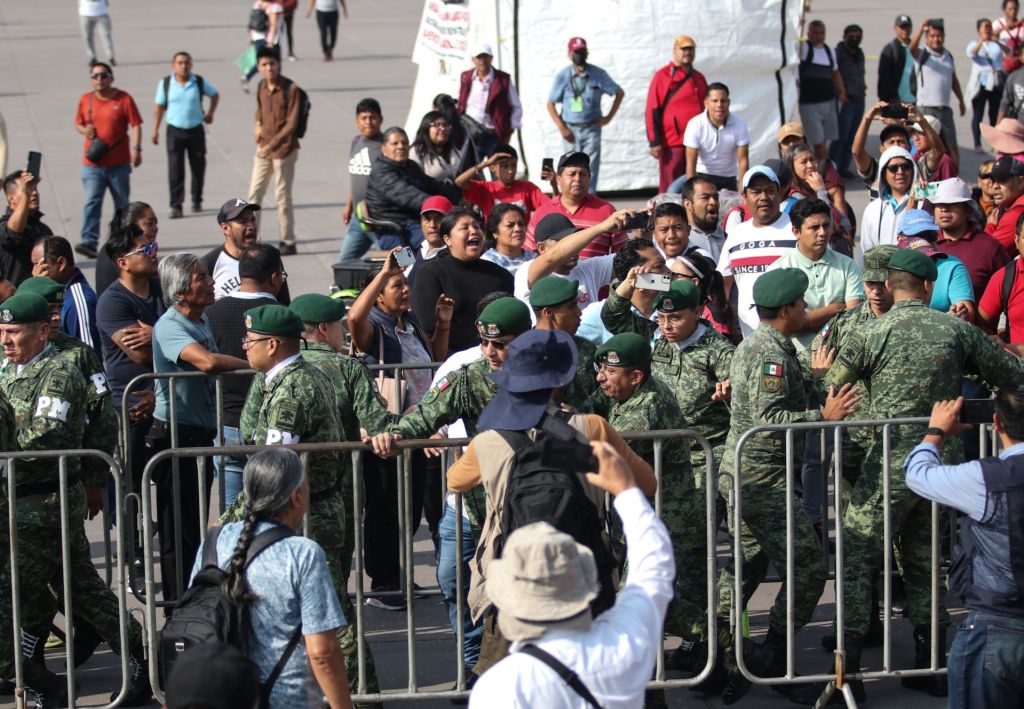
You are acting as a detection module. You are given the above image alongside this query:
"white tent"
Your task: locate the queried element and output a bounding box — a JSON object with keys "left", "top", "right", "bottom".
{"left": 405, "top": 0, "right": 805, "bottom": 192}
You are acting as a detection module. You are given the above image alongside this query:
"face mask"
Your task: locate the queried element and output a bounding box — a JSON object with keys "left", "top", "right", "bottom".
{"left": 846, "top": 36, "right": 862, "bottom": 49}
{"left": 571, "top": 51, "right": 587, "bottom": 67}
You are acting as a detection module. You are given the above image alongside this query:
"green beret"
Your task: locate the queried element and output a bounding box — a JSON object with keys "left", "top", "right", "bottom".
{"left": 889, "top": 248, "right": 938, "bottom": 282}
{"left": 17, "top": 276, "right": 65, "bottom": 305}
{"left": 595, "top": 332, "right": 651, "bottom": 367}
{"left": 862, "top": 245, "right": 898, "bottom": 283}
{"left": 244, "top": 304, "right": 303, "bottom": 338}
{"left": 752, "top": 268, "right": 809, "bottom": 308}
{"left": 654, "top": 279, "right": 700, "bottom": 313}
{"left": 0, "top": 293, "right": 51, "bottom": 324}
{"left": 476, "top": 297, "right": 531, "bottom": 338}
{"left": 530, "top": 276, "right": 579, "bottom": 309}
{"left": 290, "top": 293, "right": 346, "bottom": 324}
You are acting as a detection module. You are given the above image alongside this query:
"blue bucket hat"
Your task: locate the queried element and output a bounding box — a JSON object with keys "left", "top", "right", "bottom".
{"left": 477, "top": 330, "right": 578, "bottom": 431}
{"left": 897, "top": 208, "right": 939, "bottom": 237}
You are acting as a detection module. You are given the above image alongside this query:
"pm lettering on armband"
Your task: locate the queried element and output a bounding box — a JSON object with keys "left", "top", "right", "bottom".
{"left": 89, "top": 372, "right": 109, "bottom": 396}
{"left": 265, "top": 429, "right": 301, "bottom": 445}
{"left": 34, "top": 396, "right": 71, "bottom": 422}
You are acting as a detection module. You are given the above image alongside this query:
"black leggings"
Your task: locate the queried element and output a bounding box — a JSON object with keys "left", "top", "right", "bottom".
{"left": 282, "top": 10, "right": 296, "bottom": 57}
{"left": 972, "top": 86, "right": 1003, "bottom": 147}
{"left": 316, "top": 10, "right": 339, "bottom": 52}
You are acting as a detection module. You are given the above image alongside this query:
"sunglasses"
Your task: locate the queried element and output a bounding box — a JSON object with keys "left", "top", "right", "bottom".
{"left": 479, "top": 337, "right": 508, "bottom": 350}
{"left": 886, "top": 162, "right": 913, "bottom": 174}
{"left": 125, "top": 242, "right": 159, "bottom": 258}
{"left": 90, "top": 71, "right": 112, "bottom": 80}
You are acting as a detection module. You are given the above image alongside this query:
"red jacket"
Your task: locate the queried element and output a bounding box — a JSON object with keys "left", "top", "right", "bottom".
{"left": 457, "top": 69, "right": 514, "bottom": 144}
{"left": 987, "top": 192, "right": 1024, "bottom": 257}
{"left": 645, "top": 64, "right": 707, "bottom": 148}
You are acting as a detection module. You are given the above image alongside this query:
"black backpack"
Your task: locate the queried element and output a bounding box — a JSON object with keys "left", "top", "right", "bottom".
{"left": 1001, "top": 256, "right": 1020, "bottom": 342}
{"left": 248, "top": 7, "right": 270, "bottom": 32}
{"left": 160, "top": 74, "right": 206, "bottom": 112}
{"left": 257, "top": 78, "right": 311, "bottom": 139}
{"left": 158, "top": 524, "right": 302, "bottom": 705}
{"left": 494, "top": 413, "right": 617, "bottom": 612}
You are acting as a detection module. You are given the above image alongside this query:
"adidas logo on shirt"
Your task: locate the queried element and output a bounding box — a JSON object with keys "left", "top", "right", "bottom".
{"left": 349, "top": 148, "right": 373, "bottom": 176}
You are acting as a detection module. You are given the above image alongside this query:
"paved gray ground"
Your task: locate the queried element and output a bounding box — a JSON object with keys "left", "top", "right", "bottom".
{"left": 0, "top": 0, "right": 982, "bottom": 706}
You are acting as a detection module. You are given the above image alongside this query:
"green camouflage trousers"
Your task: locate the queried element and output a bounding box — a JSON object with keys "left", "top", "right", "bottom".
{"left": 662, "top": 482, "right": 711, "bottom": 642}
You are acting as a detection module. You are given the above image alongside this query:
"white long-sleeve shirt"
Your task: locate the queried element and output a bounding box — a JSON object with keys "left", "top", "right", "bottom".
{"left": 465, "top": 68, "right": 523, "bottom": 131}
{"left": 469, "top": 487, "right": 674, "bottom": 709}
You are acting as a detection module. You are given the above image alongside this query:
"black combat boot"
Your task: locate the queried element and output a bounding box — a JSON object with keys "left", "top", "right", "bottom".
{"left": 900, "top": 624, "right": 948, "bottom": 697}
{"left": 112, "top": 647, "right": 153, "bottom": 706}
{"left": 22, "top": 661, "right": 68, "bottom": 709}
{"left": 666, "top": 634, "right": 708, "bottom": 675}
{"left": 786, "top": 634, "right": 865, "bottom": 706}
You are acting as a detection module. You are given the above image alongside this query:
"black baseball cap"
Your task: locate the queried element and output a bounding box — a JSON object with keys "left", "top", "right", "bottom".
{"left": 534, "top": 213, "right": 581, "bottom": 242}
{"left": 989, "top": 156, "right": 1024, "bottom": 180}
{"left": 880, "top": 123, "right": 911, "bottom": 144}
{"left": 217, "top": 197, "right": 261, "bottom": 225}
{"left": 556, "top": 151, "right": 591, "bottom": 173}
{"left": 895, "top": 15, "right": 912, "bottom": 27}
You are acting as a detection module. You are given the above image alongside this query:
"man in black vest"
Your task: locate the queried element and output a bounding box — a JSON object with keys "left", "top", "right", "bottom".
{"left": 904, "top": 384, "right": 1024, "bottom": 706}
{"left": 798, "top": 20, "right": 848, "bottom": 160}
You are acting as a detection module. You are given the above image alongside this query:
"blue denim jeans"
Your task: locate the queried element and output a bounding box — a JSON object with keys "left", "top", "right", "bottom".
{"left": 214, "top": 425, "right": 246, "bottom": 507}
{"left": 377, "top": 218, "right": 424, "bottom": 251}
{"left": 81, "top": 163, "right": 131, "bottom": 247}
{"left": 567, "top": 124, "right": 602, "bottom": 192}
{"left": 949, "top": 610, "right": 1024, "bottom": 708}
{"left": 436, "top": 506, "right": 481, "bottom": 668}
{"left": 338, "top": 216, "right": 378, "bottom": 262}
{"left": 830, "top": 100, "right": 864, "bottom": 176}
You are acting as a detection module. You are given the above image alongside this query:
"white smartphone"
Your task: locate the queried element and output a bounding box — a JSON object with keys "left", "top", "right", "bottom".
{"left": 393, "top": 247, "right": 416, "bottom": 268}
{"left": 636, "top": 273, "right": 672, "bottom": 292}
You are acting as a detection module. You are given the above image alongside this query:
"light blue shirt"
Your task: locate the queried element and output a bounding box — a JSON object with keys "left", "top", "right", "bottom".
{"left": 577, "top": 298, "right": 656, "bottom": 345}
{"left": 898, "top": 44, "right": 916, "bottom": 103}
{"left": 155, "top": 74, "right": 218, "bottom": 129}
{"left": 905, "top": 441, "right": 1024, "bottom": 522}
{"left": 929, "top": 254, "right": 975, "bottom": 312}
{"left": 152, "top": 307, "right": 217, "bottom": 429}
{"left": 191, "top": 521, "right": 346, "bottom": 708}
{"left": 548, "top": 64, "right": 621, "bottom": 124}
{"left": 968, "top": 40, "right": 1006, "bottom": 88}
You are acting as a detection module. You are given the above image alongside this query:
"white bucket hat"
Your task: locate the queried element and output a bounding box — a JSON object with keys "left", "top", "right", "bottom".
{"left": 929, "top": 177, "right": 972, "bottom": 205}
{"left": 486, "top": 522, "right": 598, "bottom": 641}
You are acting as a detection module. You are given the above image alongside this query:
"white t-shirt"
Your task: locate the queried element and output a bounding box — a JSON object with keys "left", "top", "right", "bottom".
{"left": 683, "top": 111, "right": 750, "bottom": 178}
{"left": 800, "top": 43, "right": 835, "bottom": 68}
{"left": 432, "top": 345, "right": 484, "bottom": 516}
{"left": 513, "top": 255, "right": 615, "bottom": 324}
{"left": 715, "top": 212, "right": 796, "bottom": 337}
{"left": 916, "top": 48, "right": 956, "bottom": 107}
{"left": 78, "top": 0, "right": 109, "bottom": 17}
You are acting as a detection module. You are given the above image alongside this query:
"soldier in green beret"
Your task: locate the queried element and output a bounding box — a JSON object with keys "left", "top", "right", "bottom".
{"left": 815, "top": 248, "right": 1024, "bottom": 700}
{"left": 0, "top": 293, "right": 150, "bottom": 705}
{"left": 529, "top": 275, "right": 599, "bottom": 408}
{"left": 715, "top": 268, "right": 861, "bottom": 702}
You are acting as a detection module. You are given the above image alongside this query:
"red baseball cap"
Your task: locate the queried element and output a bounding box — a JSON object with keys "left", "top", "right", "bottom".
{"left": 420, "top": 196, "right": 454, "bottom": 216}
{"left": 568, "top": 37, "right": 587, "bottom": 52}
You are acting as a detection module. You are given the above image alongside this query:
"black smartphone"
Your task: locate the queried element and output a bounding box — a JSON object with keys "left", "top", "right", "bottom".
{"left": 880, "top": 104, "right": 909, "bottom": 120}
{"left": 541, "top": 157, "right": 554, "bottom": 173}
{"left": 961, "top": 398, "right": 996, "bottom": 425}
{"left": 623, "top": 212, "right": 650, "bottom": 231}
{"left": 26, "top": 151, "right": 41, "bottom": 178}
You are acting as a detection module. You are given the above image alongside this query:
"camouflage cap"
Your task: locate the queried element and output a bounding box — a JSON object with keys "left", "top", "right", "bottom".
{"left": 17, "top": 276, "right": 65, "bottom": 304}
{"left": 0, "top": 293, "right": 50, "bottom": 324}
{"left": 752, "top": 268, "right": 809, "bottom": 308}
{"left": 244, "top": 304, "right": 303, "bottom": 337}
{"left": 476, "top": 297, "right": 531, "bottom": 339}
{"left": 888, "top": 248, "right": 938, "bottom": 282}
{"left": 862, "top": 245, "right": 898, "bottom": 283}
{"left": 654, "top": 279, "right": 700, "bottom": 313}
{"left": 530, "top": 276, "right": 579, "bottom": 309}
{"left": 289, "top": 293, "right": 346, "bottom": 324}
{"left": 595, "top": 332, "right": 651, "bottom": 367}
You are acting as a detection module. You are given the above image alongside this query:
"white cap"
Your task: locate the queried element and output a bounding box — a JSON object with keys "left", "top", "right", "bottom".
{"left": 742, "top": 165, "right": 780, "bottom": 189}
{"left": 471, "top": 42, "right": 494, "bottom": 57}
{"left": 929, "top": 177, "right": 973, "bottom": 205}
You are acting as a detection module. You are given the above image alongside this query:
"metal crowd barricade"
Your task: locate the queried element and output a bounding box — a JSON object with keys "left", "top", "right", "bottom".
{"left": 2, "top": 450, "right": 131, "bottom": 709}
{"left": 138, "top": 427, "right": 716, "bottom": 704}
{"left": 731, "top": 418, "right": 946, "bottom": 708}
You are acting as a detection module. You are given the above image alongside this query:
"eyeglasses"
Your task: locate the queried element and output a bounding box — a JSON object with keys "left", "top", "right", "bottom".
{"left": 90, "top": 71, "right": 111, "bottom": 80}
{"left": 886, "top": 162, "right": 913, "bottom": 174}
{"left": 278, "top": 270, "right": 288, "bottom": 281}
{"left": 241, "top": 336, "right": 277, "bottom": 350}
{"left": 978, "top": 172, "right": 993, "bottom": 180}
{"left": 125, "top": 242, "right": 159, "bottom": 258}
{"left": 479, "top": 337, "right": 508, "bottom": 350}
{"left": 429, "top": 121, "right": 451, "bottom": 130}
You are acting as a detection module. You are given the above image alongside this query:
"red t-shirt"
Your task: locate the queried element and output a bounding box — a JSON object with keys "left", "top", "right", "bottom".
{"left": 75, "top": 90, "right": 143, "bottom": 168}
{"left": 986, "top": 193, "right": 1024, "bottom": 257}
{"left": 524, "top": 194, "right": 625, "bottom": 260}
{"left": 979, "top": 257, "right": 1024, "bottom": 342}
{"left": 462, "top": 179, "right": 546, "bottom": 222}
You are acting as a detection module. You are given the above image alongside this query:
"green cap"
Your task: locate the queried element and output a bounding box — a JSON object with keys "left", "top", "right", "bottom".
{"left": 862, "top": 245, "right": 898, "bottom": 283}
{"left": 595, "top": 332, "right": 651, "bottom": 367}
{"left": 0, "top": 293, "right": 51, "bottom": 324}
{"left": 654, "top": 279, "right": 701, "bottom": 313}
{"left": 290, "top": 293, "right": 346, "bottom": 324}
{"left": 752, "top": 268, "right": 809, "bottom": 308}
{"left": 17, "top": 276, "right": 65, "bottom": 304}
{"left": 476, "top": 297, "right": 531, "bottom": 338}
{"left": 530, "top": 276, "right": 579, "bottom": 309}
{"left": 244, "top": 304, "right": 303, "bottom": 337}
{"left": 889, "top": 248, "right": 938, "bottom": 281}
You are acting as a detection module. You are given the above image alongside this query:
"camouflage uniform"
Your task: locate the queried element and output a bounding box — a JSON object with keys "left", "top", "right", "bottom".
{"left": 0, "top": 346, "right": 143, "bottom": 684}
{"left": 563, "top": 334, "right": 599, "bottom": 409}
{"left": 717, "top": 324, "right": 827, "bottom": 635}
{"left": 825, "top": 300, "right": 1024, "bottom": 637}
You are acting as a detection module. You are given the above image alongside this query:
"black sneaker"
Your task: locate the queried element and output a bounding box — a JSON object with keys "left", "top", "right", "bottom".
{"left": 191, "top": 202, "right": 202, "bottom": 213}
{"left": 74, "top": 242, "right": 97, "bottom": 259}
{"left": 169, "top": 206, "right": 183, "bottom": 219}
{"left": 278, "top": 242, "right": 297, "bottom": 256}
{"left": 365, "top": 584, "right": 406, "bottom": 611}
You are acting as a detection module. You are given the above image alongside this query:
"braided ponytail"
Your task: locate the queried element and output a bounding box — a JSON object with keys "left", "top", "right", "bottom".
{"left": 225, "top": 502, "right": 261, "bottom": 605}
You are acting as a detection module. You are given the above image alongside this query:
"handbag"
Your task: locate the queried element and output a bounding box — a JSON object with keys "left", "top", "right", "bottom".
{"left": 85, "top": 94, "right": 123, "bottom": 163}
{"left": 375, "top": 332, "right": 408, "bottom": 415}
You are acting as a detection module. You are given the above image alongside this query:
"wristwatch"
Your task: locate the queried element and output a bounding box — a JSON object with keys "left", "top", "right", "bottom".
{"left": 925, "top": 427, "right": 945, "bottom": 438}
